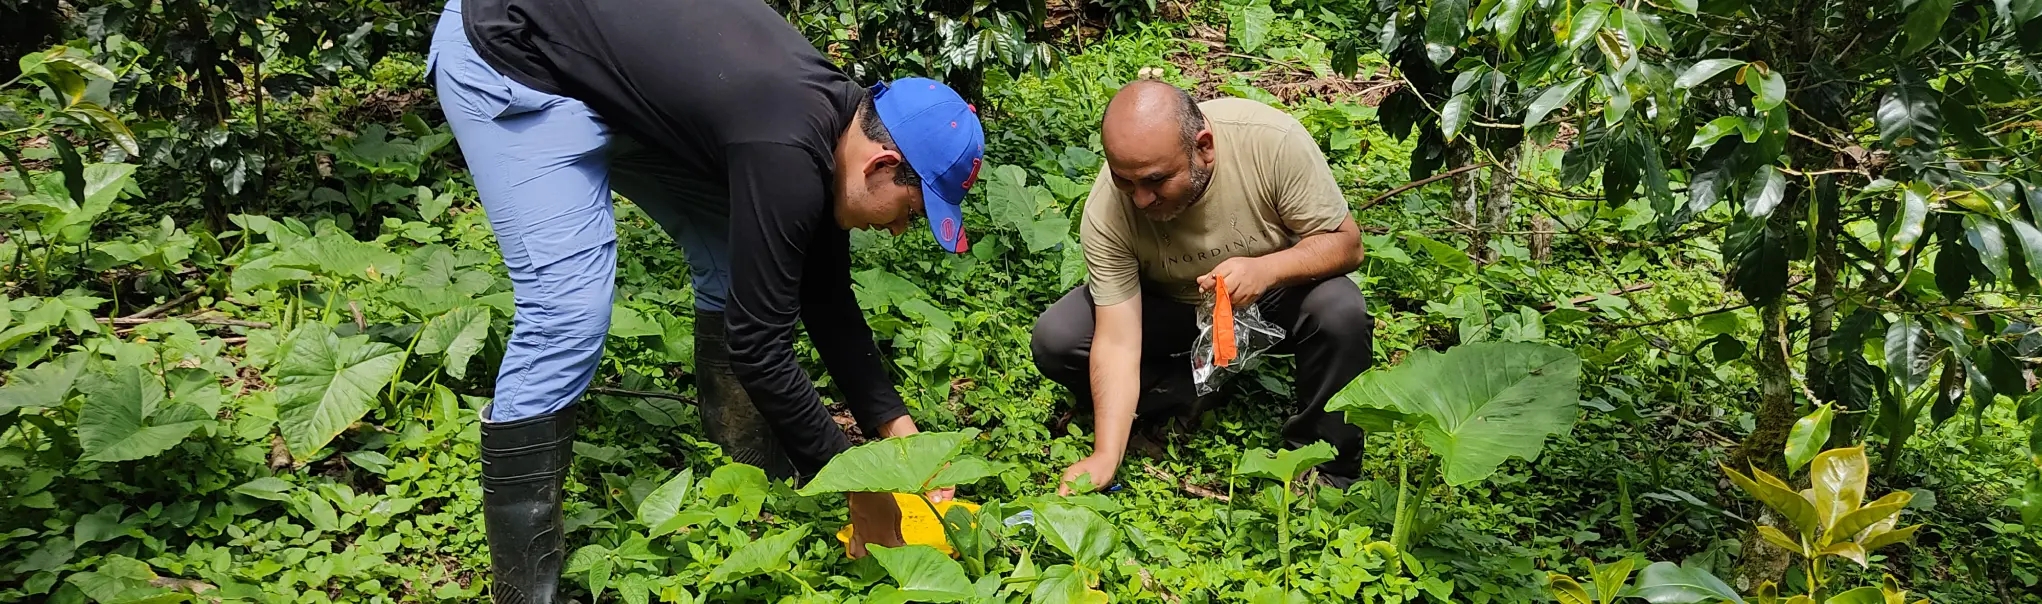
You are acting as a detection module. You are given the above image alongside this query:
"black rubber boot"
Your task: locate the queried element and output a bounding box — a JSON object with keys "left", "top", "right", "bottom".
{"left": 694, "top": 310, "right": 797, "bottom": 479}
{"left": 480, "top": 405, "right": 575, "bottom": 604}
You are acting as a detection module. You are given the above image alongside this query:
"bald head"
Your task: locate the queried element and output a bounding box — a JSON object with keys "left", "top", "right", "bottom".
{"left": 1102, "top": 80, "right": 1207, "bottom": 156}
{"left": 1098, "top": 80, "right": 1216, "bottom": 222}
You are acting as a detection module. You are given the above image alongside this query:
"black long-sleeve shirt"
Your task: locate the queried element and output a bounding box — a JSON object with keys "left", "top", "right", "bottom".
{"left": 461, "top": 0, "right": 905, "bottom": 474}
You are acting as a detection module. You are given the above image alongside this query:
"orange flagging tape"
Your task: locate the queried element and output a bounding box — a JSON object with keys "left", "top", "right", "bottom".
{"left": 1214, "top": 276, "right": 1236, "bottom": 367}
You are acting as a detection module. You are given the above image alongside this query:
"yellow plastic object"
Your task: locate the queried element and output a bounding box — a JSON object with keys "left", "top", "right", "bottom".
{"left": 833, "top": 493, "right": 980, "bottom": 557}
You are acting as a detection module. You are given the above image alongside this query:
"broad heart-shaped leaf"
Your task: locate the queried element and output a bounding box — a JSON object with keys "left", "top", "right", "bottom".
{"left": 798, "top": 430, "right": 986, "bottom": 495}
{"left": 1630, "top": 561, "right": 1745, "bottom": 604}
{"left": 274, "top": 322, "right": 406, "bottom": 459}
{"left": 1231, "top": 2, "right": 1276, "bottom": 53}
{"left": 1328, "top": 343, "right": 1582, "bottom": 486}
{"left": 1742, "top": 165, "right": 1786, "bottom": 218}
{"left": 706, "top": 525, "right": 809, "bottom": 583}
{"left": 1878, "top": 82, "right": 1941, "bottom": 150}
{"left": 1234, "top": 442, "right": 1338, "bottom": 483}
{"left": 76, "top": 365, "right": 206, "bottom": 462}
{"left": 1033, "top": 503, "right": 1118, "bottom": 568}
{"left": 0, "top": 353, "right": 86, "bottom": 415}
{"left": 416, "top": 306, "right": 490, "bottom": 380}
{"left": 637, "top": 468, "right": 696, "bottom": 536}
{"left": 1784, "top": 404, "right": 1834, "bottom": 474}
{"left": 1032, "top": 565, "right": 1108, "bottom": 604}
{"left": 1884, "top": 319, "right": 1934, "bottom": 394}
{"left": 853, "top": 268, "right": 930, "bottom": 311}
{"left": 1902, "top": 0, "right": 1952, "bottom": 55}
{"left": 1675, "top": 59, "right": 1745, "bottom": 89}
{"left": 1809, "top": 446, "right": 1869, "bottom": 530}
{"left": 1404, "top": 232, "right": 1477, "bottom": 274}
{"left": 1523, "top": 77, "right": 1588, "bottom": 128}
{"left": 1722, "top": 464, "right": 1820, "bottom": 538}
{"left": 1440, "top": 94, "right": 1473, "bottom": 142}
{"left": 865, "top": 545, "right": 973, "bottom": 603}
{"left": 702, "top": 464, "right": 770, "bottom": 524}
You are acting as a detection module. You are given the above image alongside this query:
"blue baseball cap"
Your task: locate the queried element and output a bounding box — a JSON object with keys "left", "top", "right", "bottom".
{"left": 871, "top": 77, "right": 985, "bottom": 253}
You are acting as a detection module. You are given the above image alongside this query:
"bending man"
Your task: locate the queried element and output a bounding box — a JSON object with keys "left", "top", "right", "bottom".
{"left": 428, "top": 0, "right": 985, "bottom": 600}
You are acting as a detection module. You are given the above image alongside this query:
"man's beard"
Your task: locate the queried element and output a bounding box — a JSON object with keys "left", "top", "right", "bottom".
{"left": 1144, "top": 160, "right": 1213, "bottom": 222}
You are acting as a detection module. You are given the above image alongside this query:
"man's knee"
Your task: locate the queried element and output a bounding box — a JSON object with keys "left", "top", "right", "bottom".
{"left": 1301, "top": 278, "right": 1374, "bottom": 341}
{"left": 1030, "top": 289, "right": 1094, "bottom": 383}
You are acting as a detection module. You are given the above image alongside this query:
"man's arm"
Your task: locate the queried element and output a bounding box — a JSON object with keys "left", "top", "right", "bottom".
{"left": 721, "top": 142, "right": 858, "bottom": 475}
{"left": 1060, "top": 294, "right": 1143, "bottom": 494}
{"left": 1198, "top": 122, "right": 1364, "bottom": 304}
{"left": 798, "top": 227, "right": 914, "bottom": 437}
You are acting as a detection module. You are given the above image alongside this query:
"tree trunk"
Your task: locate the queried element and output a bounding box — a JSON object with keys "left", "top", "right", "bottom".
{"left": 1449, "top": 145, "right": 1482, "bottom": 259}
{"left": 1478, "top": 144, "right": 1522, "bottom": 264}
{"left": 1731, "top": 297, "right": 1798, "bottom": 589}
{"left": 1529, "top": 214, "right": 1553, "bottom": 263}
{"left": 1803, "top": 175, "right": 1838, "bottom": 401}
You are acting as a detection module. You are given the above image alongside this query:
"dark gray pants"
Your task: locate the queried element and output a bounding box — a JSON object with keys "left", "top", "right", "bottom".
{"left": 1029, "top": 276, "right": 1376, "bottom": 475}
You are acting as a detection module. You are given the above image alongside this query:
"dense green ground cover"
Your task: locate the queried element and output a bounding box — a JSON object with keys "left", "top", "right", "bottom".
{"left": 2, "top": 2, "right": 2039, "bottom": 603}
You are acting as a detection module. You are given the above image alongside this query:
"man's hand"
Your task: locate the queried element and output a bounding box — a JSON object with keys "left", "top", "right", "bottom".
{"left": 1057, "top": 453, "right": 1121, "bottom": 496}
{"left": 1198, "top": 256, "right": 1276, "bottom": 306}
{"left": 846, "top": 492, "right": 904, "bottom": 558}
{"left": 873, "top": 415, "right": 955, "bottom": 503}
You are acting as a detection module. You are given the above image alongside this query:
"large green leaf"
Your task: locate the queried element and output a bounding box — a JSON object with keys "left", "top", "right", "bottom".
{"left": 1490, "top": 0, "right": 1533, "bottom": 46}
{"left": 1742, "top": 165, "right": 1786, "bottom": 218}
{"left": 1327, "top": 342, "right": 1582, "bottom": 485}
{"left": 416, "top": 306, "right": 490, "bottom": 380}
{"left": 1031, "top": 565, "right": 1108, "bottom": 604}
{"left": 1825, "top": 587, "right": 1884, "bottom": 604}
{"left": 1566, "top": 2, "right": 1611, "bottom": 50}
{"left": 797, "top": 430, "right": 987, "bottom": 495}
{"left": 866, "top": 545, "right": 973, "bottom": 604}
{"left": 1674, "top": 59, "right": 1744, "bottom": 89}
{"left": 1404, "top": 232, "right": 1477, "bottom": 274}
{"left": 1232, "top": 2, "right": 1277, "bottom": 53}
{"left": 638, "top": 468, "right": 697, "bottom": 537}
{"left": 1784, "top": 404, "right": 1834, "bottom": 474}
{"left": 1723, "top": 464, "right": 1821, "bottom": 537}
{"left": 1440, "top": 94, "right": 1473, "bottom": 142}
{"left": 1965, "top": 215, "right": 2010, "bottom": 281}
{"left": 1746, "top": 66, "right": 1785, "bottom": 111}
{"left": 854, "top": 268, "right": 930, "bottom": 311}
{"left": 1883, "top": 319, "right": 1933, "bottom": 394}
{"left": 1033, "top": 503, "right": 1119, "bottom": 568}
{"left": 1830, "top": 491, "right": 1909, "bottom": 546}
{"left": 1885, "top": 183, "right": 1931, "bottom": 259}
{"left": 1425, "top": 0, "right": 1470, "bottom": 65}
{"left": 1809, "top": 446, "right": 1869, "bottom": 530}
{"left": 1630, "top": 561, "right": 1745, "bottom": 603}
{"left": 76, "top": 365, "right": 207, "bottom": 463}
{"left": 1233, "top": 442, "right": 1338, "bottom": 483}
{"left": 0, "top": 353, "right": 86, "bottom": 415}
{"left": 274, "top": 322, "right": 406, "bottom": 459}
{"left": 1523, "top": 78, "right": 1588, "bottom": 128}
{"left": 2008, "top": 219, "right": 2042, "bottom": 287}
{"left": 1878, "top": 81, "right": 1941, "bottom": 150}
{"left": 706, "top": 526, "right": 810, "bottom": 583}
{"left": 1901, "top": 0, "right": 1952, "bottom": 55}
{"left": 702, "top": 464, "right": 770, "bottom": 524}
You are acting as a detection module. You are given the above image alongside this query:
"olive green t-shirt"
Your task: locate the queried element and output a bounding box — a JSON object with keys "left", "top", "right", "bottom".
{"left": 1081, "top": 97, "right": 1349, "bottom": 306}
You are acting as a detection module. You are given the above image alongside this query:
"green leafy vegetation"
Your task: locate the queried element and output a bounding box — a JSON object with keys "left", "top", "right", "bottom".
{"left": 4, "top": 0, "right": 2042, "bottom": 602}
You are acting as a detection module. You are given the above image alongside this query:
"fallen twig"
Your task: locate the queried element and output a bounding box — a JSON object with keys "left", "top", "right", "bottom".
{"left": 1355, "top": 162, "right": 1494, "bottom": 212}
{"left": 124, "top": 289, "right": 205, "bottom": 320}
{"left": 348, "top": 300, "right": 367, "bottom": 331}
{"left": 1143, "top": 463, "right": 1231, "bottom": 502}
{"left": 1538, "top": 282, "right": 1656, "bottom": 311}
{"left": 101, "top": 316, "right": 273, "bottom": 329}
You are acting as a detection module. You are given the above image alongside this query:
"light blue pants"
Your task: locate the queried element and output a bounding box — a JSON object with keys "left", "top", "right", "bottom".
{"left": 429, "top": 0, "right": 733, "bottom": 423}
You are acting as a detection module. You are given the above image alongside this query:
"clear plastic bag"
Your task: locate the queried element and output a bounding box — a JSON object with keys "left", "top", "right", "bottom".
{"left": 1191, "top": 278, "right": 1286, "bottom": 395}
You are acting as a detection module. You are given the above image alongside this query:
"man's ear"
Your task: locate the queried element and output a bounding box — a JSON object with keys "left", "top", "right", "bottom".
{"left": 864, "top": 149, "right": 904, "bottom": 178}
{"left": 1193, "top": 128, "right": 1216, "bottom": 166}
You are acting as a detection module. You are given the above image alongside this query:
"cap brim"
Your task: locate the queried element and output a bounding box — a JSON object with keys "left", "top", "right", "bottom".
{"left": 922, "top": 181, "right": 967, "bottom": 253}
